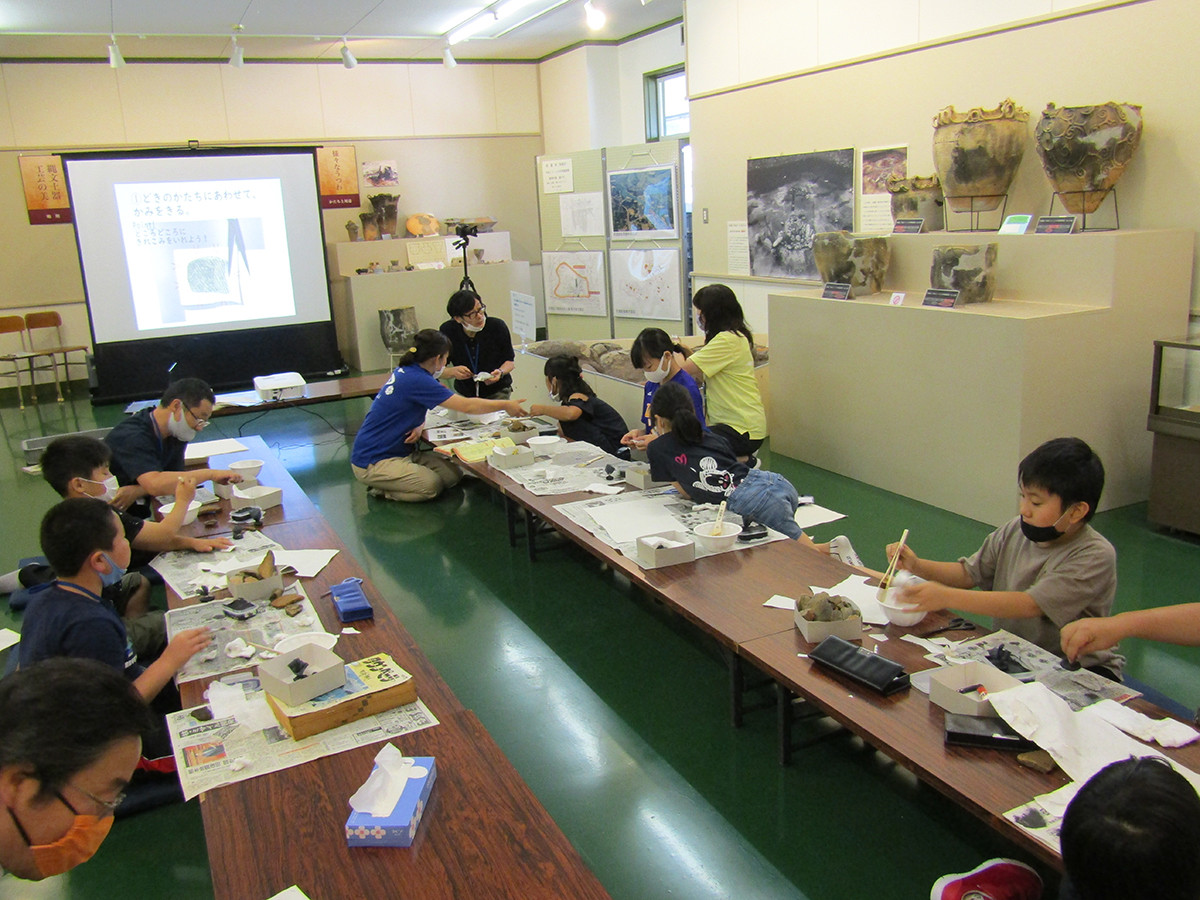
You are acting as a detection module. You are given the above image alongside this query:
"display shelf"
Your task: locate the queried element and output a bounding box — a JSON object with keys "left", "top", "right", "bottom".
{"left": 1147, "top": 337, "right": 1200, "bottom": 534}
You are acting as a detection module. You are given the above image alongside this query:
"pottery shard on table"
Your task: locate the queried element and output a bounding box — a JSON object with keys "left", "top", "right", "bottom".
{"left": 930, "top": 243, "right": 998, "bottom": 305}
{"left": 1035, "top": 102, "right": 1143, "bottom": 215}
{"left": 932, "top": 99, "right": 1029, "bottom": 213}
{"left": 812, "top": 231, "right": 891, "bottom": 298}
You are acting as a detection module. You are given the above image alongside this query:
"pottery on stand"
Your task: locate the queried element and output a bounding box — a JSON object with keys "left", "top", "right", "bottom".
{"left": 932, "top": 99, "right": 1029, "bottom": 213}
{"left": 885, "top": 174, "right": 946, "bottom": 231}
{"left": 368, "top": 193, "right": 400, "bottom": 237}
{"left": 359, "top": 211, "right": 381, "bottom": 241}
{"left": 1034, "top": 102, "right": 1143, "bottom": 214}
{"left": 930, "top": 243, "right": 998, "bottom": 305}
{"left": 812, "top": 231, "right": 891, "bottom": 297}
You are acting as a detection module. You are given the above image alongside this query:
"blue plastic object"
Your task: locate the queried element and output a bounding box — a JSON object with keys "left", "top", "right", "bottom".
{"left": 330, "top": 577, "right": 373, "bottom": 623}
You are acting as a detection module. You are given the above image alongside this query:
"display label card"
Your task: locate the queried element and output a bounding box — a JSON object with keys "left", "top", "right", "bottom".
{"left": 892, "top": 218, "right": 924, "bottom": 234}
{"left": 1034, "top": 215, "right": 1077, "bottom": 234}
{"left": 922, "top": 289, "right": 960, "bottom": 308}
{"left": 406, "top": 237, "right": 449, "bottom": 267}
{"left": 890, "top": 292, "right": 906, "bottom": 306}
{"left": 541, "top": 158, "right": 573, "bottom": 193}
{"left": 999, "top": 214, "right": 1032, "bottom": 235}
{"left": 821, "top": 282, "right": 852, "bottom": 300}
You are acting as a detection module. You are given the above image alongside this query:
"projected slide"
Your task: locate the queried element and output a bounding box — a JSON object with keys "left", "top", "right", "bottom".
{"left": 115, "top": 179, "right": 295, "bottom": 332}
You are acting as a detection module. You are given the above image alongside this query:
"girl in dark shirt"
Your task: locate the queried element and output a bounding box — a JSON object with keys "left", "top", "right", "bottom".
{"left": 527, "top": 356, "right": 629, "bottom": 457}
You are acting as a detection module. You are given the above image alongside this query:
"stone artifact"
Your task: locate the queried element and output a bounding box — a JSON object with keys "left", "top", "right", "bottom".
{"left": 796, "top": 591, "right": 860, "bottom": 623}
{"left": 368, "top": 193, "right": 400, "bottom": 237}
{"left": 812, "top": 231, "right": 891, "bottom": 297}
{"left": 930, "top": 243, "right": 999, "bottom": 305}
{"left": 885, "top": 174, "right": 946, "bottom": 231}
{"left": 359, "top": 211, "right": 381, "bottom": 242}
{"left": 1034, "top": 102, "right": 1143, "bottom": 214}
{"left": 932, "top": 99, "right": 1029, "bottom": 212}
{"left": 345, "top": 220, "right": 360, "bottom": 242}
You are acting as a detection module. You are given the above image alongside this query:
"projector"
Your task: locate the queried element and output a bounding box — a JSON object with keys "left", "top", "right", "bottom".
{"left": 253, "top": 372, "right": 307, "bottom": 402}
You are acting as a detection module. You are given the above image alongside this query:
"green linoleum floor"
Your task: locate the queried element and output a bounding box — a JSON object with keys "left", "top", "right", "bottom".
{"left": 3, "top": 385, "right": 1200, "bottom": 900}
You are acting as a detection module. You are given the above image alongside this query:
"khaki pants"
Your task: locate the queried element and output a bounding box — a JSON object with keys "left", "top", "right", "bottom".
{"left": 352, "top": 449, "right": 463, "bottom": 502}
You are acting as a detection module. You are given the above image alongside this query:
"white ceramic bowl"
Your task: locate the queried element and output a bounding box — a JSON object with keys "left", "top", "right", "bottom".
{"left": 158, "top": 499, "right": 203, "bottom": 525}
{"left": 274, "top": 632, "right": 338, "bottom": 653}
{"left": 527, "top": 435, "right": 563, "bottom": 454}
{"left": 692, "top": 521, "right": 742, "bottom": 553}
{"left": 876, "top": 587, "right": 928, "bottom": 626}
{"left": 229, "top": 458, "right": 265, "bottom": 478}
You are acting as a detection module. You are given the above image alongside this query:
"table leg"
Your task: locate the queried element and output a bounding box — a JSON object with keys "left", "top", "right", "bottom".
{"left": 727, "top": 647, "right": 743, "bottom": 727}
{"left": 505, "top": 496, "right": 518, "bottom": 548}
{"left": 525, "top": 509, "right": 538, "bottom": 562}
{"left": 777, "top": 683, "right": 794, "bottom": 766}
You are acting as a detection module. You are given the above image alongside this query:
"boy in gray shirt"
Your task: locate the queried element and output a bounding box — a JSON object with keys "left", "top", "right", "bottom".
{"left": 888, "top": 437, "right": 1124, "bottom": 678}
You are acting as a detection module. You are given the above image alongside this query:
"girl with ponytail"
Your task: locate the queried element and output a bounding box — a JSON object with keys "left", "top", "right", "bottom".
{"left": 527, "top": 355, "right": 629, "bottom": 457}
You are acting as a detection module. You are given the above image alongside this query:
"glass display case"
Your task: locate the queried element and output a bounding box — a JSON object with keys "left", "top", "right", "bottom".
{"left": 1148, "top": 337, "right": 1200, "bottom": 533}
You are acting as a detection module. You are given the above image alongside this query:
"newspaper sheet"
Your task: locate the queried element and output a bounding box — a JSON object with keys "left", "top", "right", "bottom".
{"left": 167, "top": 675, "right": 438, "bottom": 801}
{"left": 150, "top": 530, "right": 284, "bottom": 600}
{"left": 555, "top": 487, "right": 787, "bottom": 561}
{"left": 499, "top": 441, "right": 630, "bottom": 496}
{"left": 165, "top": 581, "right": 330, "bottom": 684}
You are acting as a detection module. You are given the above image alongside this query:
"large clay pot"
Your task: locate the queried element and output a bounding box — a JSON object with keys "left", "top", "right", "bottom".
{"left": 359, "top": 211, "right": 381, "bottom": 241}
{"left": 1034, "top": 102, "right": 1143, "bottom": 214}
{"left": 812, "top": 231, "right": 891, "bottom": 297}
{"left": 369, "top": 193, "right": 400, "bottom": 237}
{"left": 932, "top": 99, "right": 1029, "bottom": 212}
{"left": 930, "top": 243, "right": 998, "bottom": 305}
{"left": 885, "top": 174, "right": 946, "bottom": 231}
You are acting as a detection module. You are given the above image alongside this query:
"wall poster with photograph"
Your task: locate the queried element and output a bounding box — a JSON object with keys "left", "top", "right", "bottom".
{"left": 860, "top": 146, "right": 907, "bottom": 233}
{"left": 611, "top": 248, "right": 682, "bottom": 320}
{"left": 607, "top": 165, "right": 678, "bottom": 240}
{"left": 747, "top": 148, "right": 854, "bottom": 279}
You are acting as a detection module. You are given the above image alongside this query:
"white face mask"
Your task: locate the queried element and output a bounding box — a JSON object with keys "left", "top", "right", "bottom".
{"left": 84, "top": 475, "right": 119, "bottom": 504}
{"left": 167, "top": 408, "right": 197, "bottom": 442}
{"left": 462, "top": 316, "right": 485, "bottom": 334}
{"left": 433, "top": 364, "right": 446, "bottom": 379}
{"left": 643, "top": 354, "right": 671, "bottom": 384}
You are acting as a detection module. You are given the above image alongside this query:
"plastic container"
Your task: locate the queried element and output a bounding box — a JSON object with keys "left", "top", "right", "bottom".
{"left": 158, "top": 499, "right": 203, "bottom": 525}
{"left": 692, "top": 521, "right": 742, "bottom": 553}
{"left": 229, "top": 458, "right": 265, "bottom": 478}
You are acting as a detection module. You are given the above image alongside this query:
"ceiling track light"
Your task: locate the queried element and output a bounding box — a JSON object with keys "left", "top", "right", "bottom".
{"left": 340, "top": 40, "right": 357, "bottom": 68}
{"left": 442, "top": 46, "right": 457, "bottom": 68}
{"left": 107, "top": 34, "right": 125, "bottom": 67}
{"left": 584, "top": 0, "right": 606, "bottom": 31}
{"left": 228, "top": 35, "right": 244, "bottom": 67}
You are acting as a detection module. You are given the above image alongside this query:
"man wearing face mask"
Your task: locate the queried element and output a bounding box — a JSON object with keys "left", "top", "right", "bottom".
{"left": 439, "top": 290, "right": 516, "bottom": 399}
{"left": 103, "top": 377, "right": 243, "bottom": 516}
{"left": 886, "top": 437, "right": 1124, "bottom": 680}
{"left": 0, "top": 658, "right": 153, "bottom": 881}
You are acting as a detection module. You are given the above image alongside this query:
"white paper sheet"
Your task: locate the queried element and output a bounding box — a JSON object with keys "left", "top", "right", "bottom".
{"left": 763, "top": 594, "right": 795, "bottom": 610}
{"left": 185, "top": 438, "right": 249, "bottom": 462}
{"left": 273, "top": 549, "right": 338, "bottom": 579}
{"left": 587, "top": 498, "right": 686, "bottom": 544}
{"left": 0, "top": 628, "right": 19, "bottom": 652}
{"left": 793, "top": 504, "right": 846, "bottom": 530}
{"left": 816, "top": 574, "right": 888, "bottom": 625}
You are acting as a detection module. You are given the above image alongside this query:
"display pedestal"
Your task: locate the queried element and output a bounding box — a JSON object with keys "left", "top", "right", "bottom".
{"left": 767, "top": 229, "right": 1193, "bottom": 526}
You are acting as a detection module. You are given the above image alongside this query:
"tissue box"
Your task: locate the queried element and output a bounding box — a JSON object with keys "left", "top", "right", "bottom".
{"left": 215, "top": 476, "right": 257, "bottom": 499}
{"left": 231, "top": 484, "right": 283, "bottom": 510}
{"left": 929, "top": 660, "right": 1022, "bottom": 717}
{"left": 488, "top": 444, "right": 534, "bottom": 470}
{"left": 258, "top": 644, "right": 346, "bottom": 707}
{"left": 635, "top": 530, "right": 696, "bottom": 568}
{"left": 345, "top": 757, "right": 437, "bottom": 847}
{"left": 794, "top": 604, "right": 864, "bottom": 643}
{"left": 225, "top": 566, "right": 283, "bottom": 604}
{"left": 254, "top": 372, "right": 307, "bottom": 401}
{"left": 625, "top": 467, "right": 669, "bottom": 490}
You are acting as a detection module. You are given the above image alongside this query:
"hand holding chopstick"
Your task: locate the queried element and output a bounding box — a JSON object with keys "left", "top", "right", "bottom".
{"left": 880, "top": 528, "right": 909, "bottom": 589}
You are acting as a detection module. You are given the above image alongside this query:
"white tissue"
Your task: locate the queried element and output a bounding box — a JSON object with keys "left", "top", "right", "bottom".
{"left": 348, "top": 744, "right": 430, "bottom": 817}
{"left": 224, "top": 638, "right": 256, "bottom": 659}
{"left": 1087, "top": 698, "right": 1200, "bottom": 748}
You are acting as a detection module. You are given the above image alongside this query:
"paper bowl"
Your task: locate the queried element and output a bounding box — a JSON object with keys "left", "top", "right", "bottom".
{"left": 692, "top": 521, "right": 742, "bottom": 552}
{"left": 527, "top": 435, "right": 563, "bottom": 454}
{"left": 158, "top": 499, "right": 203, "bottom": 525}
{"left": 876, "top": 587, "right": 928, "bottom": 626}
{"left": 229, "top": 458, "right": 265, "bottom": 478}
{"left": 274, "top": 632, "right": 338, "bottom": 653}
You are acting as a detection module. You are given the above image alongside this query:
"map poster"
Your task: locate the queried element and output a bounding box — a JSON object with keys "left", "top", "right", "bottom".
{"left": 607, "top": 165, "right": 677, "bottom": 240}
{"left": 611, "top": 248, "right": 682, "bottom": 320}
{"left": 542, "top": 251, "right": 607, "bottom": 317}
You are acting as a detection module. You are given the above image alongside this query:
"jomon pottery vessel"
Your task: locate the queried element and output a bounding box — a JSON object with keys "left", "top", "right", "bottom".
{"left": 1034, "top": 102, "right": 1143, "bottom": 214}
{"left": 812, "top": 231, "right": 891, "bottom": 297}
{"left": 930, "top": 243, "right": 998, "bottom": 305}
{"left": 932, "top": 99, "right": 1029, "bottom": 212}
{"left": 886, "top": 174, "right": 946, "bottom": 231}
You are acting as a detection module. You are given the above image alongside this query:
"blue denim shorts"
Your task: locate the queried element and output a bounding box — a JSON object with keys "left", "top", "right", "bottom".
{"left": 727, "top": 469, "right": 802, "bottom": 539}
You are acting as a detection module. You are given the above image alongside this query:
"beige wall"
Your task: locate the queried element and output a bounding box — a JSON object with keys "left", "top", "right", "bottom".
{"left": 688, "top": 0, "right": 1200, "bottom": 312}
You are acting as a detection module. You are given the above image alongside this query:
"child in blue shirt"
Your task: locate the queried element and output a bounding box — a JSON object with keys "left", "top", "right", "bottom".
{"left": 621, "top": 328, "right": 706, "bottom": 453}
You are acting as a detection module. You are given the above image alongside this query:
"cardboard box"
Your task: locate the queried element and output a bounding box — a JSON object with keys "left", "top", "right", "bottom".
{"left": 793, "top": 605, "right": 864, "bottom": 643}
{"left": 225, "top": 566, "right": 283, "bottom": 604}
{"left": 231, "top": 484, "right": 283, "bottom": 510}
{"left": 488, "top": 444, "right": 535, "bottom": 470}
{"left": 258, "top": 644, "right": 346, "bottom": 707}
{"left": 345, "top": 757, "right": 437, "bottom": 847}
{"left": 635, "top": 530, "right": 696, "bottom": 568}
{"left": 625, "top": 467, "right": 669, "bottom": 490}
{"left": 265, "top": 653, "right": 418, "bottom": 740}
{"left": 928, "top": 660, "right": 1022, "bottom": 717}
{"left": 215, "top": 476, "right": 257, "bottom": 499}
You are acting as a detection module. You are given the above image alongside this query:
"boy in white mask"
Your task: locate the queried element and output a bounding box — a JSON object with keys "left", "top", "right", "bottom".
{"left": 439, "top": 289, "right": 516, "bottom": 399}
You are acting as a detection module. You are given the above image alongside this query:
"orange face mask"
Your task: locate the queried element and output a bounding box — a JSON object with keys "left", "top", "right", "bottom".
{"left": 8, "top": 793, "right": 114, "bottom": 877}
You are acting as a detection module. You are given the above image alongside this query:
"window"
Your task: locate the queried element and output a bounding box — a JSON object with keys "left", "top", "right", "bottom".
{"left": 645, "top": 67, "right": 689, "bottom": 141}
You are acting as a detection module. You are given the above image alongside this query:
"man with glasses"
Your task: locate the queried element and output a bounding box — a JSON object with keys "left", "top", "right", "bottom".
{"left": 103, "top": 377, "right": 243, "bottom": 516}
{"left": 439, "top": 289, "right": 516, "bottom": 400}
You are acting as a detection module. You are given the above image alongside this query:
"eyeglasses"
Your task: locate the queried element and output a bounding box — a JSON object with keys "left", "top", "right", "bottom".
{"left": 462, "top": 304, "right": 487, "bottom": 320}
{"left": 61, "top": 782, "right": 126, "bottom": 816}
{"left": 184, "top": 406, "right": 211, "bottom": 430}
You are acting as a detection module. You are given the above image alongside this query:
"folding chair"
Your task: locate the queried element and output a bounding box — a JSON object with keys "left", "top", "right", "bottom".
{"left": 25, "top": 311, "right": 88, "bottom": 401}
{"left": 0, "top": 315, "right": 34, "bottom": 409}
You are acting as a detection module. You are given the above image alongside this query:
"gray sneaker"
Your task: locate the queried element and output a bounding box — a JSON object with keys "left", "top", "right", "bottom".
{"left": 829, "top": 535, "right": 864, "bottom": 568}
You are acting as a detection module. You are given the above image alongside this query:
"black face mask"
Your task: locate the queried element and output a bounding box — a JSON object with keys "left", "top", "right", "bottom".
{"left": 1020, "top": 507, "right": 1073, "bottom": 544}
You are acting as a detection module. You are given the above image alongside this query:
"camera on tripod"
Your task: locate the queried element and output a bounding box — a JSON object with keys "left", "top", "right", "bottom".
{"left": 453, "top": 223, "right": 479, "bottom": 245}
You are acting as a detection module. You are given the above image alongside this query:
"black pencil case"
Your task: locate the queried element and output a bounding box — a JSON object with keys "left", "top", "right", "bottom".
{"left": 809, "top": 635, "right": 910, "bottom": 696}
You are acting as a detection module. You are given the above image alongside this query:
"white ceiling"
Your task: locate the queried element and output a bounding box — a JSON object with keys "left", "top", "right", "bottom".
{"left": 0, "top": 0, "right": 684, "bottom": 64}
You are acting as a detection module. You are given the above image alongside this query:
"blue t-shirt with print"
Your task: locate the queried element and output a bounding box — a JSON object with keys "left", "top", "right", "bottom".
{"left": 18, "top": 582, "right": 143, "bottom": 680}
{"left": 641, "top": 370, "right": 707, "bottom": 431}
{"left": 351, "top": 366, "right": 453, "bottom": 468}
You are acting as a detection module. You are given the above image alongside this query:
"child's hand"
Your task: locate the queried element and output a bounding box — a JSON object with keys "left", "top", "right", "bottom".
{"left": 162, "top": 627, "right": 212, "bottom": 671}
{"left": 213, "top": 470, "right": 243, "bottom": 485}
{"left": 445, "top": 365, "right": 473, "bottom": 381}
{"left": 885, "top": 542, "right": 918, "bottom": 574}
{"left": 621, "top": 429, "right": 650, "bottom": 450}
{"left": 1061, "top": 618, "right": 1122, "bottom": 662}
{"left": 504, "top": 399, "right": 529, "bottom": 417}
{"left": 187, "top": 537, "right": 233, "bottom": 552}
{"left": 898, "top": 580, "right": 949, "bottom": 612}
{"left": 173, "top": 475, "right": 198, "bottom": 506}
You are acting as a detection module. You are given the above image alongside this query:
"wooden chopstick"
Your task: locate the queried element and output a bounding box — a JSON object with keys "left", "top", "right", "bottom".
{"left": 880, "top": 528, "right": 909, "bottom": 588}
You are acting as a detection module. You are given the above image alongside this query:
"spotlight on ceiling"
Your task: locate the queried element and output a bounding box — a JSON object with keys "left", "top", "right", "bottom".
{"left": 443, "top": 46, "right": 457, "bottom": 68}
{"left": 340, "top": 40, "right": 357, "bottom": 69}
{"left": 584, "top": 0, "right": 606, "bottom": 31}
{"left": 107, "top": 35, "right": 125, "bottom": 68}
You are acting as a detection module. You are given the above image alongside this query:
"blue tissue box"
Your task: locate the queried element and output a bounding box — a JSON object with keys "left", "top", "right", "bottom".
{"left": 345, "top": 757, "right": 436, "bottom": 847}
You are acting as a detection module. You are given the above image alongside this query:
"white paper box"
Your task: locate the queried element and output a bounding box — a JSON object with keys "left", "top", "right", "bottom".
{"left": 793, "top": 605, "right": 864, "bottom": 643}
{"left": 215, "top": 476, "right": 257, "bottom": 499}
{"left": 929, "top": 660, "right": 1023, "bottom": 717}
{"left": 226, "top": 566, "right": 284, "bottom": 604}
{"left": 488, "top": 445, "right": 535, "bottom": 470}
{"left": 259, "top": 644, "right": 345, "bottom": 707}
{"left": 231, "top": 484, "right": 283, "bottom": 510}
{"left": 635, "top": 530, "right": 696, "bottom": 568}
{"left": 625, "top": 468, "right": 669, "bottom": 490}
